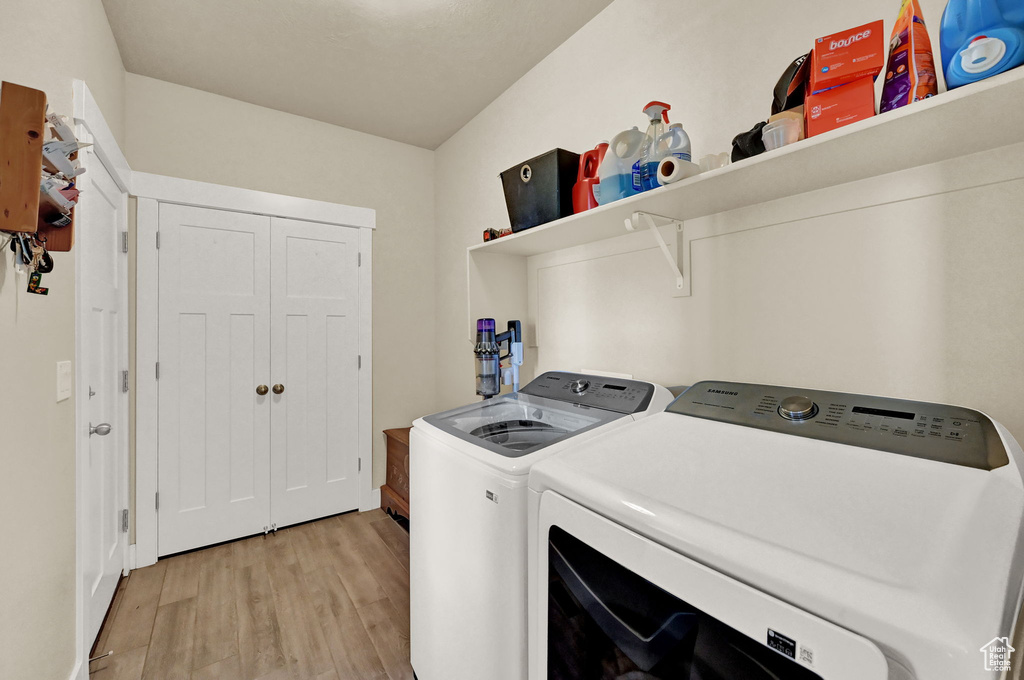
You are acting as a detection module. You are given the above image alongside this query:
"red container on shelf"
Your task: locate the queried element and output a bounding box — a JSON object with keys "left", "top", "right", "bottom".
{"left": 805, "top": 76, "right": 876, "bottom": 137}
{"left": 810, "top": 20, "right": 885, "bottom": 93}
{"left": 572, "top": 142, "right": 608, "bottom": 214}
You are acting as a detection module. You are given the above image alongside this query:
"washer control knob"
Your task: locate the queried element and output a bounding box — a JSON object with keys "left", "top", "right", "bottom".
{"left": 779, "top": 395, "right": 818, "bottom": 421}
{"left": 569, "top": 379, "right": 590, "bottom": 394}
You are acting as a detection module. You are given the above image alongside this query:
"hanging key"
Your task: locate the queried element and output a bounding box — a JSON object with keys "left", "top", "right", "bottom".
{"left": 28, "top": 239, "right": 44, "bottom": 271}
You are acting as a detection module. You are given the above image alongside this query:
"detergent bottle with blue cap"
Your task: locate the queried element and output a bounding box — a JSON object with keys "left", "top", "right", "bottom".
{"left": 595, "top": 126, "right": 646, "bottom": 205}
{"left": 940, "top": 0, "right": 1024, "bottom": 88}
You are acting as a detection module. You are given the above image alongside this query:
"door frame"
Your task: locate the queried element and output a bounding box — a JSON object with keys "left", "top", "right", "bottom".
{"left": 72, "top": 80, "right": 133, "bottom": 680}
{"left": 133, "top": 172, "right": 376, "bottom": 568}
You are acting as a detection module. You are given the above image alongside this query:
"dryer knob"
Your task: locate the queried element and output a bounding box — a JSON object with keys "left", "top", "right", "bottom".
{"left": 570, "top": 379, "right": 590, "bottom": 394}
{"left": 779, "top": 395, "right": 818, "bottom": 421}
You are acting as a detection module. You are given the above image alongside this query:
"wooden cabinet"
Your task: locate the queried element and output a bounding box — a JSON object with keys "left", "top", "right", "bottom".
{"left": 0, "top": 81, "right": 45, "bottom": 234}
{"left": 381, "top": 427, "right": 411, "bottom": 519}
{"left": 0, "top": 80, "right": 77, "bottom": 250}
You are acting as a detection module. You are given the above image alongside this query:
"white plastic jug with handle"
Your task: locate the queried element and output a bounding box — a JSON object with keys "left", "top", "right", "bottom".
{"left": 595, "top": 127, "right": 647, "bottom": 205}
{"left": 656, "top": 123, "right": 692, "bottom": 164}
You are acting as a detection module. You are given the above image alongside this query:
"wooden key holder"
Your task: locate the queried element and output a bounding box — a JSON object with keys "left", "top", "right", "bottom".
{"left": 0, "top": 81, "right": 76, "bottom": 251}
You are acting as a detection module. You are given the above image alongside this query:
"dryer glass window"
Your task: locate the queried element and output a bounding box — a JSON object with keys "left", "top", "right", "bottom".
{"left": 424, "top": 393, "right": 622, "bottom": 458}
{"left": 546, "top": 527, "right": 824, "bottom": 680}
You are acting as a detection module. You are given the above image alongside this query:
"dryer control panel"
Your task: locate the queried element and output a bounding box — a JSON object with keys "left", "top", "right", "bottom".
{"left": 668, "top": 381, "right": 1008, "bottom": 470}
{"left": 522, "top": 372, "right": 657, "bottom": 415}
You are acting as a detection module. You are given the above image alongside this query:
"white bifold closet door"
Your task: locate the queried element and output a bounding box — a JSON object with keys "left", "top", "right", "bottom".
{"left": 269, "top": 217, "right": 361, "bottom": 528}
{"left": 158, "top": 205, "right": 360, "bottom": 556}
{"left": 158, "top": 204, "right": 272, "bottom": 555}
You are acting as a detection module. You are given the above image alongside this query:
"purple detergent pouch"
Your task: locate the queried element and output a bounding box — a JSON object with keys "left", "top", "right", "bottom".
{"left": 880, "top": 0, "right": 938, "bottom": 113}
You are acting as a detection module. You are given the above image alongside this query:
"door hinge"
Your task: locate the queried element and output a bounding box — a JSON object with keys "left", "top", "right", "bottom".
{"left": 155, "top": 492, "right": 159, "bottom": 511}
{"left": 121, "top": 509, "right": 129, "bottom": 533}
{"left": 358, "top": 355, "right": 362, "bottom": 369}
{"left": 121, "top": 231, "right": 129, "bottom": 254}
{"left": 156, "top": 231, "right": 161, "bottom": 249}
{"left": 155, "top": 362, "right": 160, "bottom": 380}
{"left": 121, "top": 370, "right": 129, "bottom": 393}
{"left": 358, "top": 458, "right": 362, "bottom": 472}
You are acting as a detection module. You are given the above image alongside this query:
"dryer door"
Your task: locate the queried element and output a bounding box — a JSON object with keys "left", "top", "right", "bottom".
{"left": 532, "top": 492, "right": 889, "bottom": 680}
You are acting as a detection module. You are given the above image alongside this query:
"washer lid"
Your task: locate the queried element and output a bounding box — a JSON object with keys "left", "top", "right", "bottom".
{"left": 423, "top": 391, "right": 624, "bottom": 458}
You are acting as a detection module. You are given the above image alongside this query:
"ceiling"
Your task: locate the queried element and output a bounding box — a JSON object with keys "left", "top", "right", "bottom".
{"left": 101, "top": 0, "right": 613, "bottom": 149}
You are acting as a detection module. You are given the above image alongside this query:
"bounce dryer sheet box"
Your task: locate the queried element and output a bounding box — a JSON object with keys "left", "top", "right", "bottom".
{"left": 810, "top": 20, "right": 885, "bottom": 93}
{"left": 805, "top": 77, "right": 876, "bottom": 137}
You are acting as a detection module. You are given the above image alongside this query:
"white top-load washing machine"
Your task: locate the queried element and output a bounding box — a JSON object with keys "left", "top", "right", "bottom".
{"left": 528, "top": 380, "right": 1024, "bottom": 680}
{"left": 410, "top": 371, "right": 673, "bottom": 680}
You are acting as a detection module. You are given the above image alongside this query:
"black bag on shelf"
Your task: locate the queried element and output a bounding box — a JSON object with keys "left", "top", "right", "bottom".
{"left": 772, "top": 52, "right": 811, "bottom": 115}
{"left": 731, "top": 122, "right": 768, "bottom": 163}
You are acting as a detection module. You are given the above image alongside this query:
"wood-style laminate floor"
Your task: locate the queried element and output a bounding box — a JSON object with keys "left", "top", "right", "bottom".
{"left": 89, "top": 509, "right": 412, "bottom": 680}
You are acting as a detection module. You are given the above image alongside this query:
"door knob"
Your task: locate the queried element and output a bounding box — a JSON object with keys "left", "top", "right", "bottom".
{"left": 273, "top": 384, "right": 285, "bottom": 395}
{"left": 89, "top": 423, "right": 112, "bottom": 437}
{"left": 256, "top": 385, "right": 269, "bottom": 396}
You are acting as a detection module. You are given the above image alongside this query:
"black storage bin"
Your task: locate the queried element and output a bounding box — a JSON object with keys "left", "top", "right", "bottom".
{"left": 499, "top": 148, "right": 580, "bottom": 233}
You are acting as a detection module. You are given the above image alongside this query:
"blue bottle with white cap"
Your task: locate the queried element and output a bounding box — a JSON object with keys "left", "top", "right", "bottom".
{"left": 595, "top": 127, "right": 647, "bottom": 205}
{"left": 940, "top": 0, "right": 1024, "bottom": 88}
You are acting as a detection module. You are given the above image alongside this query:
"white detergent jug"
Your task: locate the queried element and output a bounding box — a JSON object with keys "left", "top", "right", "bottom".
{"left": 595, "top": 126, "right": 647, "bottom": 205}
{"left": 656, "top": 124, "right": 692, "bottom": 165}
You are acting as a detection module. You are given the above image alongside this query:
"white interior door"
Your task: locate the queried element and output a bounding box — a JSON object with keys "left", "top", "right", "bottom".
{"left": 157, "top": 204, "right": 271, "bottom": 555}
{"left": 269, "top": 217, "right": 361, "bottom": 528}
{"left": 79, "top": 145, "right": 129, "bottom": 644}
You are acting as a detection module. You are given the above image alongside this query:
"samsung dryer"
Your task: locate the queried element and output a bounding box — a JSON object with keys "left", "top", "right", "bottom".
{"left": 528, "top": 381, "right": 1024, "bottom": 679}
{"left": 410, "top": 371, "right": 673, "bottom": 680}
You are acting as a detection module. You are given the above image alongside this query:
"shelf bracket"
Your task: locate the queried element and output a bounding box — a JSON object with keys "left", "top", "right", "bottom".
{"left": 625, "top": 211, "right": 685, "bottom": 292}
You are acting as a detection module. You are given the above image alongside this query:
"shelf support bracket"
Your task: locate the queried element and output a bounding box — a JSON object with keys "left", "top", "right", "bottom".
{"left": 625, "top": 211, "right": 685, "bottom": 292}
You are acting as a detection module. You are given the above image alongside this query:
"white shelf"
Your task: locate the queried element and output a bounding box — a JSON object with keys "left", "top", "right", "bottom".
{"left": 470, "top": 67, "right": 1024, "bottom": 258}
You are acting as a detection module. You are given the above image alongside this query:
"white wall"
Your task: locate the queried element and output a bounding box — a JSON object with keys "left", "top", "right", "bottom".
{"left": 0, "top": 1, "right": 125, "bottom": 679}
{"left": 434, "top": 0, "right": 1024, "bottom": 444}
{"left": 123, "top": 74, "right": 437, "bottom": 489}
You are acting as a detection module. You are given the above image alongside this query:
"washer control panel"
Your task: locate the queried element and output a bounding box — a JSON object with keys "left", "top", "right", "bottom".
{"left": 522, "top": 372, "right": 656, "bottom": 414}
{"left": 667, "top": 381, "right": 1008, "bottom": 470}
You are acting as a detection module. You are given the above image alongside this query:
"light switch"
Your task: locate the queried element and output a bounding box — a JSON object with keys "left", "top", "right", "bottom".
{"left": 57, "top": 361, "right": 72, "bottom": 402}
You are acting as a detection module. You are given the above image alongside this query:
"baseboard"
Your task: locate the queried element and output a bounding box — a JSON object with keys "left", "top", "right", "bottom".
{"left": 67, "top": 658, "right": 86, "bottom": 680}
{"left": 127, "top": 543, "right": 137, "bottom": 573}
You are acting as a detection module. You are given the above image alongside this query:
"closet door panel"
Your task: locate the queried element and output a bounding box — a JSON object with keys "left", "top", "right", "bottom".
{"left": 158, "top": 204, "right": 272, "bottom": 555}
{"left": 270, "top": 217, "right": 361, "bottom": 528}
